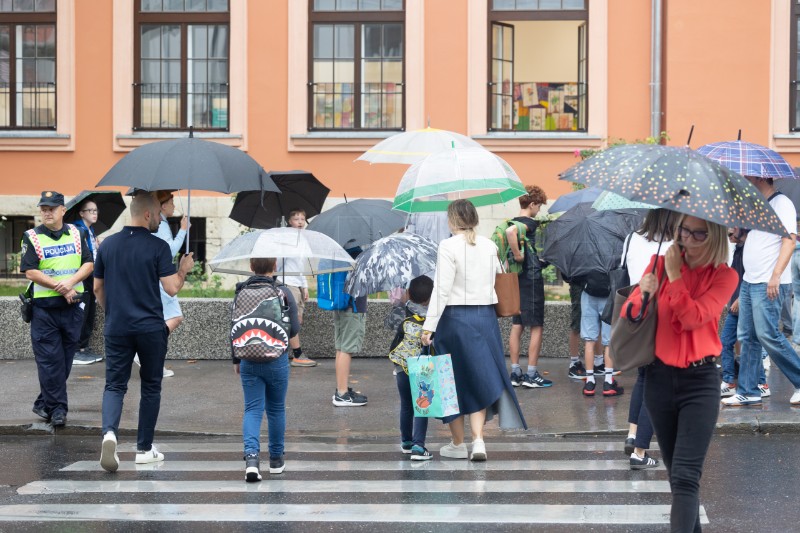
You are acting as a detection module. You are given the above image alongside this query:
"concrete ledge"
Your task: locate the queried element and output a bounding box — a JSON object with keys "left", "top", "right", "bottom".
{"left": 0, "top": 297, "right": 574, "bottom": 360}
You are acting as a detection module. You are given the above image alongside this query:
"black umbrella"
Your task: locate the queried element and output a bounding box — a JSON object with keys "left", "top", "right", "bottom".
{"left": 306, "top": 198, "right": 407, "bottom": 249}
{"left": 64, "top": 191, "right": 127, "bottom": 235}
{"left": 96, "top": 130, "right": 280, "bottom": 252}
{"left": 560, "top": 144, "right": 788, "bottom": 237}
{"left": 229, "top": 171, "right": 331, "bottom": 229}
{"left": 540, "top": 203, "right": 647, "bottom": 280}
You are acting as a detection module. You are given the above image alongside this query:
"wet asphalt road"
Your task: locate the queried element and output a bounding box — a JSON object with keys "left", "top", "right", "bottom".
{"left": 0, "top": 433, "right": 798, "bottom": 532}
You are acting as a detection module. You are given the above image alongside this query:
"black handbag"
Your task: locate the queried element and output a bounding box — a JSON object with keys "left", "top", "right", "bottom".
{"left": 19, "top": 283, "right": 33, "bottom": 323}
{"left": 601, "top": 233, "right": 632, "bottom": 324}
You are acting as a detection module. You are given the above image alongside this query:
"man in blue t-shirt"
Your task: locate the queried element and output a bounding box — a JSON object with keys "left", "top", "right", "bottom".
{"left": 93, "top": 192, "right": 194, "bottom": 473}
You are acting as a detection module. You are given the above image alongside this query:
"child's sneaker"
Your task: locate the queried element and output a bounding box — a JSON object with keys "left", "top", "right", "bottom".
{"left": 758, "top": 384, "right": 771, "bottom": 398}
{"left": 582, "top": 380, "right": 596, "bottom": 396}
{"left": 521, "top": 371, "right": 553, "bottom": 388}
{"left": 410, "top": 445, "right": 433, "bottom": 461}
{"left": 603, "top": 380, "right": 624, "bottom": 396}
{"left": 400, "top": 441, "right": 413, "bottom": 454}
{"left": 244, "top": 453, "right": 261, "bottom": 482}
{"left": 332, "top": 388, "right": 367, "bottom": 407}
{"left": 509, "top": 371, "right": 522, "bottom": 387}
{"left": 568, "top": 361, "right": 586, "bottom": 379}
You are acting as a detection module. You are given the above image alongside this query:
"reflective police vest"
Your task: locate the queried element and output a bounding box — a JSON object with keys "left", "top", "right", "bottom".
{"left": 25, "top": 225, "right": 85, "bottom": 299}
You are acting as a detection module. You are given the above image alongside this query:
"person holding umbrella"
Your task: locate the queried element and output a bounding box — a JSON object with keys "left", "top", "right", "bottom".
{"left": 133, "top": 190, "right": 187, "bottom": 378}
{"left": 623, "top": 214, "right": 737, "bottom": 532}
{"left": 71, "top": 199, "right": 103, "bottom": 366}
{"left": 275, "top": 208, "right": 317, "bottom": 368}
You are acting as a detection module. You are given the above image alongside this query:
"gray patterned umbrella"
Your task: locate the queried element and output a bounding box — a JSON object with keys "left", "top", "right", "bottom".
{"left": 344, "top": 233, "right": 438, "bottom": 297}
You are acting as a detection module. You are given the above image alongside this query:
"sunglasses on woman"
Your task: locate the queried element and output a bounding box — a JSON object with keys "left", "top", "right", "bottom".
{"left": 678, "top": 225, "right": 709, "bottom": 242}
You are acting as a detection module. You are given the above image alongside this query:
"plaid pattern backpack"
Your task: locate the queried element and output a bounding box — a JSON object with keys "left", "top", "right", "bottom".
{"left": 230, "top": 279, "right": 291, "bottom": 362}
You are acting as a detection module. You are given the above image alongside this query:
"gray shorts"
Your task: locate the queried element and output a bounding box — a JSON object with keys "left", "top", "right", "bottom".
{"left": 333, "top": 309, "right": 366, "bottom": 354}
{"left": 286, "top": 285, "right": 305, "bottom": 317}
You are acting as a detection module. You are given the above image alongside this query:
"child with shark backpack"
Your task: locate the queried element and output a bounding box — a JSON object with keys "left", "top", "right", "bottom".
{"left": 230, "top": 257, "right": 300, "bottom": 483}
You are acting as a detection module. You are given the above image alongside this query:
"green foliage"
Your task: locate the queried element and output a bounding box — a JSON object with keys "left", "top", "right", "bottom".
{"left": 541, "top": 264, "right": 558, "bottom": 284}
{"left": 574, "top": 131, "right": 671, "bottom": 162}
{"left": 183, "top": 261, "right": 226, "bottom": 298}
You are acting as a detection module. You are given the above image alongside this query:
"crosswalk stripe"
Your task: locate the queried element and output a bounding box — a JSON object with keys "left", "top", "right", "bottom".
{"left": 0, "top": 504, "right": 708, "bottom": 524}
{"left": 115, "top": 441, "right": 657, "bottom": 453}
{"left": 61, "top": 459, "right": 665, "bottom": 472}
{"left": 18, "top": 478, "right": 671, "bottom": 494}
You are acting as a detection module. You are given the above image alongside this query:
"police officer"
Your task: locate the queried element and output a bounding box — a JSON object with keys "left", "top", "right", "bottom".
{"left": 21, "top": 191, "right": 93, "bottom": 427}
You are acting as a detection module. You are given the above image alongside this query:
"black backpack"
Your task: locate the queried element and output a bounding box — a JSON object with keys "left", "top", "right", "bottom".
{"left": 230, "top": 278, "right": 291, "bottom": 361}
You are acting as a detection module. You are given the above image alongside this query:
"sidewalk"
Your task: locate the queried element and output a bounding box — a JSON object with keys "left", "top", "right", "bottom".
{"left": 1, "top": 357, "right": 797, "bottom": 438}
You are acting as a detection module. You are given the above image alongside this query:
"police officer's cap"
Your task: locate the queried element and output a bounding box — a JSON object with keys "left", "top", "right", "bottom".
{"left": 37, "top": 191, "right": 65, "bottom": 207}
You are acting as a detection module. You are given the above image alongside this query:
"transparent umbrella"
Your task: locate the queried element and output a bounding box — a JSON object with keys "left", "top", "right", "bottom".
{"left": 208, "top": 228, "right": 354, "bottom": 277}
{"left": 393, "top": 147, "right": 527, "bottom": 213}
{"left": 356, "top": 127, "right": 482, "bottom": 165}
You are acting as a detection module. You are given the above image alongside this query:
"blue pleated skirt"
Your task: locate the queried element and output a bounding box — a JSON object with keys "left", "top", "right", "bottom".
{"left": 433, "top": 305, "right": 527, "bottom": 430}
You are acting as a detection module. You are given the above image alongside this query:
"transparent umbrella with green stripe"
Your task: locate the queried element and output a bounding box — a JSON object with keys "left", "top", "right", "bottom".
{"left": 392, "top": 147, "right": 527, "bottom": 213}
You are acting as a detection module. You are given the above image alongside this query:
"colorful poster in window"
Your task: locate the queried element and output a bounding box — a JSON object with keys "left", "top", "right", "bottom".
{"left": 505, "top": 82, "right": 580, "bottom": 132}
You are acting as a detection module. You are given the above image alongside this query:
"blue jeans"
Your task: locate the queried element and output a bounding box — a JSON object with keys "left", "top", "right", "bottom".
{"left": 102, "top": 326, "right": 169, "bottom": 451}
{"left": 240, "top": 354, "right": 289, "bottom": 459}
{"left": 395, "top": 366, "right": 429, "bottom": 448}
{"left": 792, "top": 249, "right": 800, "bottom": 344}
{"left": 737, "top": 282, "right": 800, "bottom": 397}
{"left": 720, "top": 312, "right": 767, "bottom": 385}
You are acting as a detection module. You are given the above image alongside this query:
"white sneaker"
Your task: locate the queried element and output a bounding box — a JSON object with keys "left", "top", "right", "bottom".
{"left": 134, "top": 354, "right": 174, "bottom": 377}
{"left": 135, "top": 444, "right": 165, "bottom": 464}
{"left": 721, "top": 394, "right": 762, "bottom": 406}
{"left": 763, "top": 357, "right": 771, "bottom": 372}
{"left": 790, "top": 389, "right": 800, "bottom": 405}
{"left": 470, "top": 438, "right": 487, "bottom": 462}
{"left": 758, "top": 384, "right": 771, "bottom": 398}
{"left": 720, "top": 382, "right": 736, "bottom": 397}
{"left": 100, "top": 431, "right": 119, "bottom": 473}
{"left": 439, "top": 441, "right": 468, "bottom": 459}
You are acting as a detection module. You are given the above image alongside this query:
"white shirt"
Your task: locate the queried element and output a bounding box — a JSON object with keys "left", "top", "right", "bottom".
{"left": 743, "top": 194, "right": 797, "bottom": 284}
{"left": 154, "top": 215, "right": 187, "bottom": 257}
{"left": 422, "top": 234, "right": 502, "bottom": 332}
{"left": 623, "top": 232, "right": 673, "bottom": 286}
{"left": 275, "top": 257, "right": 308, "bottom": 288}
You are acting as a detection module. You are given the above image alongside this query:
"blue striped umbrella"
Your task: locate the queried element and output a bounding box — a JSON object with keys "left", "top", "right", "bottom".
{"left": 696, "top": 141, "right": 797, "bottom": 180}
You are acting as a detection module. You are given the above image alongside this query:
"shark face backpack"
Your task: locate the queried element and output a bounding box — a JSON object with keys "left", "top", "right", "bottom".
{"left": 230, "top": 279, "right": 292, "bottom": 362}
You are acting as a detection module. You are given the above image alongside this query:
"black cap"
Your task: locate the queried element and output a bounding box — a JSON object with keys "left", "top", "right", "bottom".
{"left": 37, "top": 191, "right": 65, "bottom": 207}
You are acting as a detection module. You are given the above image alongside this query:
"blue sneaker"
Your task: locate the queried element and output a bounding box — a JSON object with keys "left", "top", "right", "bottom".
{"left": 521, "top": 371, "right": 553, "bottom": 388}
{"left": 400, "top": 441, "right": 413, "bottom": 454}
{"left": 410, "top": 445, "right": 433, "bottom": 461}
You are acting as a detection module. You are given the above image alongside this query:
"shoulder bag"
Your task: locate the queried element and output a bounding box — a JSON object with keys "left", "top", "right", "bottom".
{"left": 609, "top": 267, "right": 664, "bottom": 372}
{"left": 495, "top": 262, "right": 521, "bottom": 318}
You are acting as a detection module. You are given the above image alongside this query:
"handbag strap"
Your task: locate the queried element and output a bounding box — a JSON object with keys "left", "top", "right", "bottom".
{"left": 620, "top": 232, "right": 633, "bottom": 270}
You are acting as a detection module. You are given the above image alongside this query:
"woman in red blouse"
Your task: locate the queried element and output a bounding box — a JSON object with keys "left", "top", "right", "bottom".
{"left": 624, "top": 214, "right": 737, "bottom": 533}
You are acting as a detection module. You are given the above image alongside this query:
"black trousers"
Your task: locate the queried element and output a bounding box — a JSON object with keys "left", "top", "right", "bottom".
{"left": 31, "top": 304, "right": 83, "bottom": 416}
{"left": 645, "top": 360, "right": 719, "bottom": 533}
{"left": 77, "top": 274, "right": 96, "bottom": 350}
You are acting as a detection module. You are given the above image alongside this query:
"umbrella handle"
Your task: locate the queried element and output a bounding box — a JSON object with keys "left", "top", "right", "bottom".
{"left": 626, "top": 291, "right": 650, "bottom": 323}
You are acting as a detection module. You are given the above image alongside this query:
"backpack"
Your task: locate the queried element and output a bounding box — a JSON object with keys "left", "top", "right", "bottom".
{"left": 316, "top": 271, "right": 355, "bottom": 311}
{"left": 230, "top": 278, "right": 292, "bottom": 362}
{"left": 491, "top": 219, "right": 531, "bottom": 275}
{"left": 388, "top": 310, "right": 426, "bottom": 374}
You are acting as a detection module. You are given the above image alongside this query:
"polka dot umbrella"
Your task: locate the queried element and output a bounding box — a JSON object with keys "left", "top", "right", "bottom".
{"left": 559, "top": 144, "right": 789, "bottom": 237}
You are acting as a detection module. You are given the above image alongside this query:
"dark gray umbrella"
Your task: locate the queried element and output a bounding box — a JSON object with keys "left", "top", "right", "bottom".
{"left": 775, "top": 175, "right": 800, "bottom": 214}
{"left": 540, "top": 203, "right": 647, "bottom": 279}
{"left": 230, "top": 171, "right": 330, "bottom": 229}
{"left": 64, "top": 191, "right": 126, "bottom": 235}
{"left": 96, "top": 135, "right": 279, "bottom": 195}
{"left": 549, "top": 187, "right": 603, "bottom": 213}
{"left": 344, "top": 233, "right": 438, "bottom": 297}
{"left": 306, "top": 199, "right": 407, "bottom": 248}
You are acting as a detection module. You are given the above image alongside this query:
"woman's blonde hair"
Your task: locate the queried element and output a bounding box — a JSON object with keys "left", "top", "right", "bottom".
{"left": 674, "top": 214, "right": 729, "bottom": 267}
{"left": 447, "top": 199, "right": 479, "bottom": 245}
